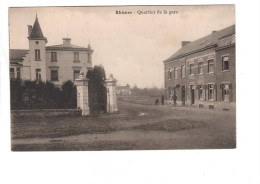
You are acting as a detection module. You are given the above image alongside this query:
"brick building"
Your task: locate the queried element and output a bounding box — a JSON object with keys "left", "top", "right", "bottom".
{"left": 9, "top": 15, "right": 93, "bottom": 86}
{"left": 163, "top": 24, "right": 235, "bottom": 110}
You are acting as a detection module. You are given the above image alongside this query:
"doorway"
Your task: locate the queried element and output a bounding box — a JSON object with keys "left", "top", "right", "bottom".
{"left": 190, "top": 85, "right": 195, "bottom": 105}
{"left": 181, "top": 86, "right": 185, "bottom": 105}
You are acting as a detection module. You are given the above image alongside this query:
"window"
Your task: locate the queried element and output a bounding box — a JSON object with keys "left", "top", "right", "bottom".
{"left": 87, "top": 53, "right": 91, "bottom": 63}
{"left": 51, "top": 70, "right": 58, "bottom": 81}
{"left": 36, "top": 69, "right": 41, "bottom": 81}
{"left": 231, "top": 34, "right": 235, "bottom": 44}
{"left": 181, "top": 65, "right": 185, "bottom": 78}
{"left": 168, "top": 87, "right": 172, "bottom": 99}
{"left": 74, "top": 70, "right": 80, "bottom": 80}
{"left": 189, "top": 64, "right": 194, "bottom": 75}
{"left": 17, "top": 68, "right": 21, "bottom": 79}
{"left": 174, "top": 67, "right": 177, "bottom": 79}
{"left": 198, "top": 85, "right": 203, "bottom": 100}
{"left": 222, "top": 56, "right": 229, "bottom": 71}
{"left": 51, "top": 52, "right": 57, "bottom": 62}
{"left": 198, "top": 62, "right": 203, "bottom": 74}
{"left": 208, "top": 84, "right": 214, "bottom": 100}
{"left": 222, "top": 83, "right": 231, "bottom": 102}
{"left": 10, "top": 68, "right": 15, "bottom": 79}
{"left": 35, "top": 49, "right": 41, "bottom": 60}
{"left": 168, "top": 69, "right": 172, "bottom": 80}
{"left": 208, "top": 59, "right": 214, "bottom": 73}
{"left": 74, "top": 52, "right": 79, "bottom": 62}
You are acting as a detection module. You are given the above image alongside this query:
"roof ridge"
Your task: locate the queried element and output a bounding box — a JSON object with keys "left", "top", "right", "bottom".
{"left": 164, "top": 24, "right": 235, "bottom": 62}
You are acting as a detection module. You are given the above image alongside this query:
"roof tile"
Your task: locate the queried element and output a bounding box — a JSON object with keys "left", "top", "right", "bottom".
{"left": 164, "top": 24, "right": 235, "bottom": 62}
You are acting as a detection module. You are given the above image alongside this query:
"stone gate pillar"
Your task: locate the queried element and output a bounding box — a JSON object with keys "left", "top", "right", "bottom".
{"left": 105, "top": 74, "right": 118, "bottom": 113}
{"left": 74, "top": 72, "right": 89, "bottom": 116}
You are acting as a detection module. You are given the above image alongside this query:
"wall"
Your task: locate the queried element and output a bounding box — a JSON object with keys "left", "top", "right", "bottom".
{"left": 216, "top": 45, "right": 236, "bottom": 102}
{"left": 165, "top": 48, "right": 216, "bottom": 106}
{"left": 28, "top": 39, "right": 47, "bottom": 81}
{"left": 164, "top": 45, "right": 236, "bottom": 110}
{"left": 45, "top": 49, "right": 93, "bottom": 86}
{"left": 11, "top": 109, "right": 81, "bottom": 117}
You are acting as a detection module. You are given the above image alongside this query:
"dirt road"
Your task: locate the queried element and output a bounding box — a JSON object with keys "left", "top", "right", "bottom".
{"left": 12, "top": 102, "right": 236, "bottom": 151}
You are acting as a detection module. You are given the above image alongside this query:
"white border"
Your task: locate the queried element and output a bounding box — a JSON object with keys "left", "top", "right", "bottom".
{"left": 1, "top": 1, "right": 260, "bottom": 184}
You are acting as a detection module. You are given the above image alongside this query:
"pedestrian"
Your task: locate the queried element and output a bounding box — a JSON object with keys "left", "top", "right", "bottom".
{"left": 161, "top": 94, "right": 164, "bottom": 105}
{"left": 173, "top": 94, "right": 177, "bottom": 105}
{"left": 155, "top": 98, "right": 159, "bottom": 105}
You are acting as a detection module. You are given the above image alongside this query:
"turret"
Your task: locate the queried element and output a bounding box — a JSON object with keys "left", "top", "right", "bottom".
{"left": 28, "top": 15, "right": 47, "bottom": 82}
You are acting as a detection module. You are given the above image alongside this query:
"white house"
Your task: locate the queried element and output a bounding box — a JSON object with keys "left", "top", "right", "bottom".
{"left": 10, "top": 15, "right": 94, "bottom": 86}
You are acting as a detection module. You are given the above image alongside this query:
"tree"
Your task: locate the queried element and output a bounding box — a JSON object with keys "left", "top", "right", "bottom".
{"left": 61, "top": 80, "right": 77, "bottom": 109}
{"left": 10, "top": 78, "right": 24, "bottom": 109}
{"left": 87, "top": 65, "right": 107, "bottom": 113}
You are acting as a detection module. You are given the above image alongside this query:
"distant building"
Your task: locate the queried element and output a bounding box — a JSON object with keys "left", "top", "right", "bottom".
{"left": 9, "top": 15, "right": 93, "bottom": 86}
{"left": 163, "top": 24, "right": 235, "bottom": 110}
{"left": 116, "top": 85, "right": 131, "bottom": 96}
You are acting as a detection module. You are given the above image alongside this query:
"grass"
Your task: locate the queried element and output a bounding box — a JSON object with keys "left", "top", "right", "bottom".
{"left": 11, "top": 101, "right": 236, "bottom": 151}
{"left": 118, "top": 95, "right": 159, "bottom": 105}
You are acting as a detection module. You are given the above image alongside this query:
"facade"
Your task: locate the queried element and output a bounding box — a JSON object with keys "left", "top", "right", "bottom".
{"left": 9, "top": 15, "right": 93, "bottom": 86}
{"left": 163, "top": 25, "right": 235, "bottom": 110}
{"left": 116, "top": 85, "right": 131, "bottom": 96}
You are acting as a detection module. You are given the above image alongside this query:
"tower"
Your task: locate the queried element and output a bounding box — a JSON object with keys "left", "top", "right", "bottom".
{"left": 27, "top": 15, "right": 48, "bottom": 81}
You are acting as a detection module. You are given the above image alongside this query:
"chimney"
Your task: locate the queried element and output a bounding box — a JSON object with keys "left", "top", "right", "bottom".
{"left": 27, "top": 25, "right": 32, "bottom": 37}
{"left": 63, "top": 38, "right": 71, "bottom": 47}
{"left": 182, "top": 41, "right": 191, "bottom": 47}
{"left": 212, "top": 31, "right": 217, "bottom": 34}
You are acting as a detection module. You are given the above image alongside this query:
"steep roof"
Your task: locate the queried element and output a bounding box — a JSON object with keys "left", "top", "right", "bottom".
{"left": 164, "top": 24, "right": 235, "bottom": 62}
{"left": 9, "top": 49, "right": 28, "bottom": 62}
{"left": 28, "top": 16, "right": 45, "bottom": 39}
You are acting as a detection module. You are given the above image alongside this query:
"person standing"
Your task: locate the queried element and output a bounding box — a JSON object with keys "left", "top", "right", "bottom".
{"left": 161, "top": 94, "right": 164, "bottom": 105}
{"left": 173, "top": 93, "right": 177, "bottom": 105}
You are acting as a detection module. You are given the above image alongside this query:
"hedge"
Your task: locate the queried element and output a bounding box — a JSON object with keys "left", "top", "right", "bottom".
{"left": 10, "top": 79, "right": 76, "bottom": 110}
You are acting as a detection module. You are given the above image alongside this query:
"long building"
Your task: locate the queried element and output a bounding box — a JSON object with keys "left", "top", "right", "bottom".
{"left": 10, "top": 15, "right": 93, "bottom": 86}
{"left": 163, "top": 24, "right": 235, "bottom": 110}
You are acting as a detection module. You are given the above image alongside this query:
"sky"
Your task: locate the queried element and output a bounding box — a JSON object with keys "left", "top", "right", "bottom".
{"left": 9, "top": 5, "right": 235, "bottom": 88}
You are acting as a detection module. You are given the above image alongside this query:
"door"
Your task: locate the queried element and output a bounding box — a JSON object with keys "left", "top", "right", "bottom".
{"left": 181, "top": 86, "right": 185, "bottom": 105}
{"left": 191, "top": 85, "right": 195, "bottom": 105}
{"left": 223, "top": 84, "right": 230, "bottom": 102}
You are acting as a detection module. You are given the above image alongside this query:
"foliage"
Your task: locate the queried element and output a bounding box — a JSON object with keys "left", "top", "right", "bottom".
{"left": 61, "top": 80, "right": 77, "bottom": 109}
{"left": 87, "top": 65, "right": 107, "bottom": 113}
{"left": 10, "top": 79, "right": 77, "bottom": 110}
{"left": 131, "top": 85, "right": 165, "bottom": 97}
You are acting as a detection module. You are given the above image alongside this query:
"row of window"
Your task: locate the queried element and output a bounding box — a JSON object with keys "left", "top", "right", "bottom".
{"left": 198, "top": 83, "right": 231, "bottom": 101}
{"left": 168, "top": 56, "right": 229, "bottom": 79}
{"left": 35, "top": 68, "right": 82, "bottom": 82}
{"left": 169, "top": 83, "right": 232, "bottom": 102}
{"left": 34, "top": 50, "right": 91, "bottom": 63}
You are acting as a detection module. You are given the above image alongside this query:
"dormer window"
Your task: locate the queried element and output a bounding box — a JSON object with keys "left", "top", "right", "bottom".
{"left": 35, "top": 49, "right": 41, "bottom": 60}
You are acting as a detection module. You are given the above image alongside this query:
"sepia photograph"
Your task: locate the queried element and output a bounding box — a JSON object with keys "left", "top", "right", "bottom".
{"left": 9, "top": 5, "right": 236, "bottom": 151}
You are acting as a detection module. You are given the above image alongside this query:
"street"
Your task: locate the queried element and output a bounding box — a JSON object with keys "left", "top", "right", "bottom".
{"left": 12, "top": 101, "right": 236, "bottom": 151}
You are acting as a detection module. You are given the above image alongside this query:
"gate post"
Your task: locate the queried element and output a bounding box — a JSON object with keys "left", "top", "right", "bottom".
{"left": 74, "top": 72, "right": 89, "bottom": 116}
{"left": 105, "top": 74, "right": 118, "bottom": 113}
